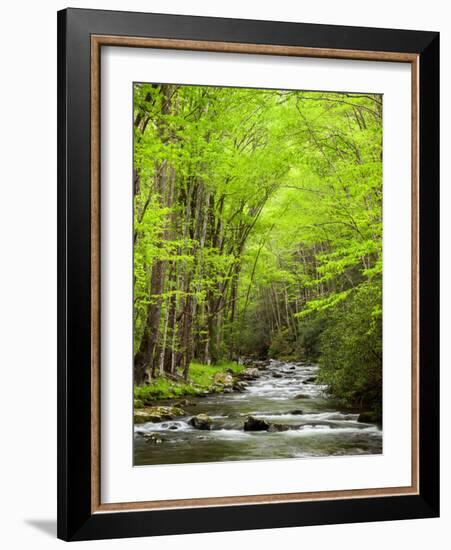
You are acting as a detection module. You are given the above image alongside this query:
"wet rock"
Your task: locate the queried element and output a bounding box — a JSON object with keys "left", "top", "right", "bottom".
{"left": 143, "top": 433, "right": 163, "bottom": 444}
{"left": 272, "top": 373, "right": 283, "bottom": 378}
{"left": 189, "top": 413, "right": 212, "bottom": 430}
{"left": 242, "top": 367, "right": 260, "bottom": 380}
{"left": 268, "top": 423, "right": 291, "bottom": 432}
{"left": 233, "top": 380, "right": 248, "bottom": 392}
{"left": 232, "top": 378, "right": 247, "bottom": 392}
{"left": 289, "top": 366, "right": 296, "bottom": 370}
{"left": 294, "top": 393, "right": 311, "bottom": 400}
{"left": 134, "top": 405, "right": 185, "bottom": 424}
{"left": 244, "top": 416, "right": 269, "bottom": 431}
{"left": 289, "top": 409, "right": 304, "bottom": 415}
{"left": 305, "top": 376, "right": 317, "bottom": 383}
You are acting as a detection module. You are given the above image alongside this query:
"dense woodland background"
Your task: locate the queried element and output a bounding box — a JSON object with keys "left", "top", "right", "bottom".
{"left": 133, "top": 83, "right": 383, "bottom": 412}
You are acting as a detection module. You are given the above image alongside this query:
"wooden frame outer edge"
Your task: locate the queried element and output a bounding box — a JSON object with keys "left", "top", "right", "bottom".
{"left": 411, "top": 56, "right": 420, "bottom": 495}
{"left": 90, "top": 34, "right": 420, "bottom": 514}
{"left": 91, "top": 35, "right": 101, "bottom": 513}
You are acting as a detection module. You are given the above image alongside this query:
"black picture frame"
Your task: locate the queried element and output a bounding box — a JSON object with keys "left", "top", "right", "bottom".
{"left": 57, "top": 7, "right": 439, "bottom": 541}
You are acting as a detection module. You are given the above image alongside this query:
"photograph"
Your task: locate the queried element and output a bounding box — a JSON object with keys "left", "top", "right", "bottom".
{"left": 132, "top": 83, "right": 383, "bottom": 466}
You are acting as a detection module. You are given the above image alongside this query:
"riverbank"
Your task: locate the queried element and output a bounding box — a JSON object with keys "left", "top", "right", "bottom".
{"left": 133, "top": 359, "right": 382, "bottom": 425}
{"left": 134, "top": 360, "right": 246, "bottom": 406}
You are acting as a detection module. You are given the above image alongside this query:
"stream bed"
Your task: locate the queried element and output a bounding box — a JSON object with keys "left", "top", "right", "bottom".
{"left": 134, "top": 360, "right": 382, "bottom": 465}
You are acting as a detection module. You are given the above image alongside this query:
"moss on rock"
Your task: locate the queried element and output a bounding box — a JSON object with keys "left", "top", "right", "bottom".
{"left": 134, "top": 405, "right": 185, "bottom": 424}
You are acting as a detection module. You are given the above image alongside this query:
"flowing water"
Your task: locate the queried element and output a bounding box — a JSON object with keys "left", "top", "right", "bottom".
{"left": 134, "top": 360, "right": 382, "bottom": 466}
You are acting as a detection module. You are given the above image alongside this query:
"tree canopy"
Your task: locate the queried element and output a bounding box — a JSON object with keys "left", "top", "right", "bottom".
{"left": 133, "top": 83, "right": 383, "bottom": 411}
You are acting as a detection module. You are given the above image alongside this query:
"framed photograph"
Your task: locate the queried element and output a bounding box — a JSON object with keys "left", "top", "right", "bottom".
{"left": 57, "top": 8, "right": 439, "bottom": 541}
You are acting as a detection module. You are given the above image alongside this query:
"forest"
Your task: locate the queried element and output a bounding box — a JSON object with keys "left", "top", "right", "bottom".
{"left": 133, "top": 83, "right": 383, "bottom": 415}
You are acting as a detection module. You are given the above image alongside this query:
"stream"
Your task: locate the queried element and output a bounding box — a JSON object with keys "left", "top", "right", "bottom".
{"left": 134, "top": 360, "right": 382, "bottom": 465}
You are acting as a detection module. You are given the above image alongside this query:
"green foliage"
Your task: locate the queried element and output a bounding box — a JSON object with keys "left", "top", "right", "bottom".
{"left": 317, "top": 281, "right": 382, "bottom": 410}
{"left": 268, "top": 328, "right": 295, "bottom": 360}
{"left": 134, "top": 378, "right": 202, "bottom": 401}
{"left": 295, "top": 315, "right": 327, "bottom": 360}
{"left": 189, "top": 361, "right": 243, "bottom": 386}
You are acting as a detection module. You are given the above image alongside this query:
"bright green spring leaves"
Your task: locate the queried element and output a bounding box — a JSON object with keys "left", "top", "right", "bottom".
{"left": 134, "top": 84, "right": 382, "bottom": 410}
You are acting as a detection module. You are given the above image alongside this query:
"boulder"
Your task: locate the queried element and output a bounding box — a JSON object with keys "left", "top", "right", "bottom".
{"left": 133, "top": 405, "right": 185, "bottom": 424}
{"left": 268, "top": 423, "right": 291, "bottom": 432}
{"left": 233, "top": 380, "right": 248, "bottom": 392}
{"left": 213, "top": 372, "right": 234, "bottom": 386}
{"left": 242, "top": 367, "right": 260, "bottom": 380}
{"left": 289, "top": 409, "right": 304, "bottom": 415}
{"left": 272, "top": 372, "right": 283, "bottom": 378}
{"left": 189, "top": 413, "right": 212, "bottom": 430}
{"left": 294, "top": 393, "right": 311, "bottom": 400}
{"left": 244, "top": 416, "right": 269, "bottom": 431}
